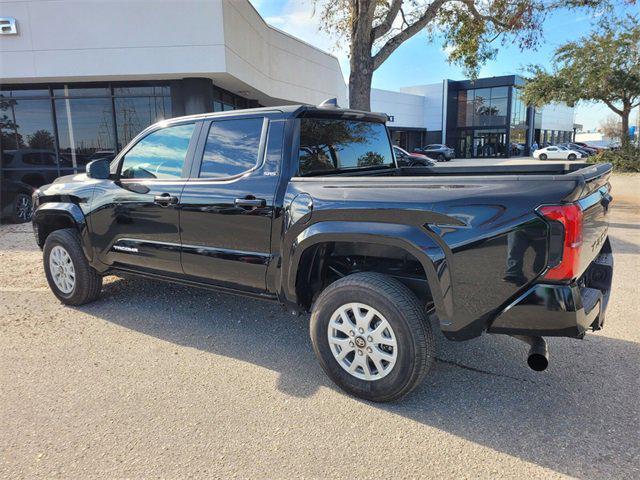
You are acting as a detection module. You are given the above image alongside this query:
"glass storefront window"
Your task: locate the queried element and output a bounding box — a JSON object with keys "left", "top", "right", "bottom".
{"left": 474, "top": 89, "right": 491, "bottom": 102}
{"left": 212, "top": 86, "right": 250, "bottom": 112}
{"left": 0, "top": 88, "right": 50, "bottom": 98}
{"left": 113, "top": 86, "right": 170, "bottom": 96}
{"left": 115, "top": 96, "right": 171, "bottom": 149}
{"left": 458, "top": 86, "right": 512, "bottom": 128}
{"left": 1, "top": 93, "right": 60, "bottom": 224}
{"left": 55, "top": 97, "right": 116, "bottom": 171}
{"left": 53, "top": 85, "right": 111, "bottom": 97}
{"left": 491, "top": 86, "right": 509, "bottom": 98}
{"left": 1, "top": 81, "right": 178, "bottom": 223}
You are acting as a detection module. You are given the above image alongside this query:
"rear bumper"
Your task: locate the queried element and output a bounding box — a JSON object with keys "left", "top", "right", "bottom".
{"left": 488, "top": 249, "right": 613, "bottom": 338}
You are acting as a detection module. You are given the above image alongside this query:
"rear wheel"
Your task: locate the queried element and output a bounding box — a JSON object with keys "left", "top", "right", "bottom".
{"left": 43, "top": 229, "right": 102, "bottom": 305}
{"left": 539, "top": 153, "right": 548, "bottom": 160}
{"left": 568, "top": 153, "right": 577, "bottom": 160}
{"left": 310, "top": 272, "right": 435, "bottom": 402}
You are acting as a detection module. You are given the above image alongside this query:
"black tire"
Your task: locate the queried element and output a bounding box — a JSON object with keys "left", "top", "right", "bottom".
{"left": 437, "top": 154, "right": 445, "bottom": 161}
{"left": 539, "top": 153, "right": 548, "bottom": 160}
{"left": 43, "top": 228, "right": 102, "bottom": 305}
{"left": 568, "top": 153, "right": 577, "bottom": 160}
{"left": 10, "top": 193, "right": 32, "bottom": 223}
{"left": 310, "top": 272, "right": 435, "bottom": 402}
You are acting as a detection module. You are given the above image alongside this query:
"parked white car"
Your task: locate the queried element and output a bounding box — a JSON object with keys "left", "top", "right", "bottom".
{"left": 533, "top": 146, "right": 585, "bottom": 160}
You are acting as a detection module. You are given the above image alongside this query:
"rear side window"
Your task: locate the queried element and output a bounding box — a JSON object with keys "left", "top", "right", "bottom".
{"left": 120, "top": 123, "right": 194, "bottom": 179}
{"left": 199, "top": 118, "right": 264, "bottom": 178}
{"left": 298, "top": 118, "right": 393, "bottom": 176}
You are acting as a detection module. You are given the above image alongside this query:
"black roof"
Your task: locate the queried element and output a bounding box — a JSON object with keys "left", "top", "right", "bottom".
{"left": 163, "top": 104, "right": 389, "bottom": 125}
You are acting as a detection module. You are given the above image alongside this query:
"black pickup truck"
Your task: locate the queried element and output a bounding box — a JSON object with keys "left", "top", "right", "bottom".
{"left": 31, "top": 102, "right": 614, "bottom": 402}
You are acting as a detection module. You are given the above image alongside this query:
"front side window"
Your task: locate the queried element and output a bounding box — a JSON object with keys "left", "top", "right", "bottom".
{"left": 120, "top": 123, "right": 194, "bottom": 179}
{"left": 298, "top": 118, "right": 394, "bottom": 176}
{"left": 393, "top": 147, "right": 407, "bottom": 158}
{"left": 199, "top": 118, "right": 264, "bottom": 178}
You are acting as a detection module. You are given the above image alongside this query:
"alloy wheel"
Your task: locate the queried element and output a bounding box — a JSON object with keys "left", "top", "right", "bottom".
{"left": 49, "top": 245, "right": 76, "bottom": 294}
{"left": 16, "top": 195, "right": 32, "bottom": 222}
{"left": 327, "top": 302, "right": 398, "bottom": 381}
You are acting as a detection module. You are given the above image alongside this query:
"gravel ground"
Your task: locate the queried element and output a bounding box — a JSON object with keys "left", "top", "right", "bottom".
{"left": 1, "top": 174, "right": 638, "bottom": 479}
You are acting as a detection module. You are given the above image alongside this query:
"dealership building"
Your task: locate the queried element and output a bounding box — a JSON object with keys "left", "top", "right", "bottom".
{"left": 373, "top": 76, "right": 576, "bottom": 157}
{"left": 1, "top": 0, "right": 575, "bottom": 220}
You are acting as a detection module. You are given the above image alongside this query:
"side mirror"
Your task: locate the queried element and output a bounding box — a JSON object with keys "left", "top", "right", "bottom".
{"left": 86, "top": 159, "right": 111, "bottom": 180}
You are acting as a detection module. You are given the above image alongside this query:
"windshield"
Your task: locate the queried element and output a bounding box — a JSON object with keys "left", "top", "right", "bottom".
{"left": 298, "top": 118, "right": 394, "bottom": 176}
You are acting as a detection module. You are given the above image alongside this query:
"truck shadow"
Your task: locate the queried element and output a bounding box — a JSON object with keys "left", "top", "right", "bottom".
{"left": 78, "top": 275, "right": 640, "bottom": 480}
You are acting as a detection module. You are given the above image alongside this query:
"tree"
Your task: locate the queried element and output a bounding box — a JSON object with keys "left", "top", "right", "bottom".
{"left": 599, "top": 115, "right": 623, "bottom": 140}
{"left": 522, "top": 14, "right": 640, "bottom": 145}
{"left": 0, "top": 98, "right": 25, "bottom": 150}
{"left": 27, "top": 129, "right": 55, "bottom": 149}
{"left": 315, "top": 0, "right": 609, "bottom": 111}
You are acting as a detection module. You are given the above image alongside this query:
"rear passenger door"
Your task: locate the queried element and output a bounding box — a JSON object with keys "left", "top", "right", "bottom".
{"left": 179, "top": 115, "right": 284, "bottom": 292}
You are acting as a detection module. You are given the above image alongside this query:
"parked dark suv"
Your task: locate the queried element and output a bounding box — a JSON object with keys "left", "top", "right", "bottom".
{"left": 31, "top": 102, "right": 614, "bottom": 402}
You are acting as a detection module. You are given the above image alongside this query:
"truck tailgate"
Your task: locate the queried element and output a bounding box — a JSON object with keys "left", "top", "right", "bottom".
{"left": 574, "top": 165, "right": 613, "bottom": 277}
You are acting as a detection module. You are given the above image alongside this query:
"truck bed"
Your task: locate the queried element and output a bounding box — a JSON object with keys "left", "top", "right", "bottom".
{"left": 289, "top": 162, "right": 612, "bottom": 339}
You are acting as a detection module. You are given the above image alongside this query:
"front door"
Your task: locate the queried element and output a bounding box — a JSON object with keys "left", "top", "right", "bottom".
{"left": 91, "top": 121, "right": 199, "bottom": 275}
{"left": 179, "top": 116, "right": 282, "bottom": 291}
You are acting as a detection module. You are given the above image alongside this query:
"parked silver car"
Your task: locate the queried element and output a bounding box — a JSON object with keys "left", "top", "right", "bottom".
{"left": 412, "top": 144, "right": 454, "bottom": 161}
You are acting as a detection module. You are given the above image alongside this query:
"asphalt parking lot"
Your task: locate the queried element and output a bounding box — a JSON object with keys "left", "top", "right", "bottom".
{"left": 1, "top": 174, "right": 638, "bottom": 479}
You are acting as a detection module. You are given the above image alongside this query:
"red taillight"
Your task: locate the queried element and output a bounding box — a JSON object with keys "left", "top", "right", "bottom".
{"left": 538, "top": 203, "right": 583, "bottom": 281}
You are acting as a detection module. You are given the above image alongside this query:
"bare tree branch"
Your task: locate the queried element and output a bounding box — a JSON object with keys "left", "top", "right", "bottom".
{"left": 603, "top": 99, "right": 624, "bottom": 116}
{"left": 458, "top": 0, "right": 511, "bottom": 29}
{"left": 373, "top": 0, "right": 448, "bottom": 69}
{"left": 372, "top": 0, "right": 404, "bottom": 40}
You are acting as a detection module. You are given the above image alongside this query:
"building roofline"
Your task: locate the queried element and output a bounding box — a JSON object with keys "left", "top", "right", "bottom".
{"left": 244, "top": 0, "right": 342, "bottom": 63}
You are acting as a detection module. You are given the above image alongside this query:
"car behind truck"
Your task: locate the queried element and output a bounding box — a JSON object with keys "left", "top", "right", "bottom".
{"left": 31, "top": 101, "right": 614, "bottom": 401}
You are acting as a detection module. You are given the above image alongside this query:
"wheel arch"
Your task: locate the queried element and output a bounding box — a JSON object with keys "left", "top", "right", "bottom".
{"left": 282, "top": 221, "right": 452, "bottom": 324}
{"left": 32, "top": 203, "right": 93, "bottom": 262}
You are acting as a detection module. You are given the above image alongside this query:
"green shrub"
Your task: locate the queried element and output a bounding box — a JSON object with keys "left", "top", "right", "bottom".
{"left": 588, "top": 145, "right": 640, "bottom": 172}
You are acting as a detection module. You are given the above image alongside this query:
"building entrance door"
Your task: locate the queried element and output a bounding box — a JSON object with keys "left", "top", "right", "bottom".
{"left": 457, "top": 132, "right": 473, "bottom": 158}
{"left": 473, "top": 130, "right": 506, "bottom": 158}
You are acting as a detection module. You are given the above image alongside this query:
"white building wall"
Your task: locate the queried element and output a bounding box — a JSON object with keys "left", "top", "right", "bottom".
{"left": 539, "top": 102, "right": 575, "bottom": 131}
{"left": 399, "top": 82, "right": 446, "bottom": 131}
{"left": 221, "top": 0, "right": 347, "bottom": 106}
{"left": 0, "top": 0, "right": 347, "bottom": 106}
{"left": 0, "top": 0, "right": 228, "bottom": 82}
{"left": 370, "top": 88, "right": 425, "bottom": 129}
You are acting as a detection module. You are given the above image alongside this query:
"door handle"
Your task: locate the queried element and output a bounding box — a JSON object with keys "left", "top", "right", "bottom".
{"left": 154, "top": 194, "right": 179, "bottom": 206}
{"left": 234, "top": 197, "right": 266, "bottom": 208}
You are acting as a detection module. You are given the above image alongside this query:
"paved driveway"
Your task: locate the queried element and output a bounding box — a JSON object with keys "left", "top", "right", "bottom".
{"left": 1, "top": 175, "right": 638, "bottom": 479}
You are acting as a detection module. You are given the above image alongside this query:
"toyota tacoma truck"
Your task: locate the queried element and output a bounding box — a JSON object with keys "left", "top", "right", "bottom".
{"left": 31, "top": 101, "right": 614, "bottom": 402}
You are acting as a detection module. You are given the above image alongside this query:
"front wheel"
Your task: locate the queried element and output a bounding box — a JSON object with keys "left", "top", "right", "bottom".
{"left": 10, "top": 193, "right": 32, "bottom": 223}
{"left": 437, "top": 154, "right": 445, "bottom": 161}
{"left": 310, "top": 272, "right": 435, "bottom": 402}
{"left": 539, "top": 153, "right": 548, "bottom": 160}
{"left": 43, "top": 229, "right": 102, "bottom": 305}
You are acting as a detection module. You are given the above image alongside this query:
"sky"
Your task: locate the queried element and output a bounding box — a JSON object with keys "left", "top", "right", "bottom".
{"left": 250, "top": 0, "right": 639, "bottom": 131}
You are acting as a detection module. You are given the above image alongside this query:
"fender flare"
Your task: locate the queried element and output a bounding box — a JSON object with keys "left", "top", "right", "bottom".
{"left": 32, "top": 202, "right": 93, "bottom": 261}
{"left": 281, "top": 220, "right": 454, "bottom": 325}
